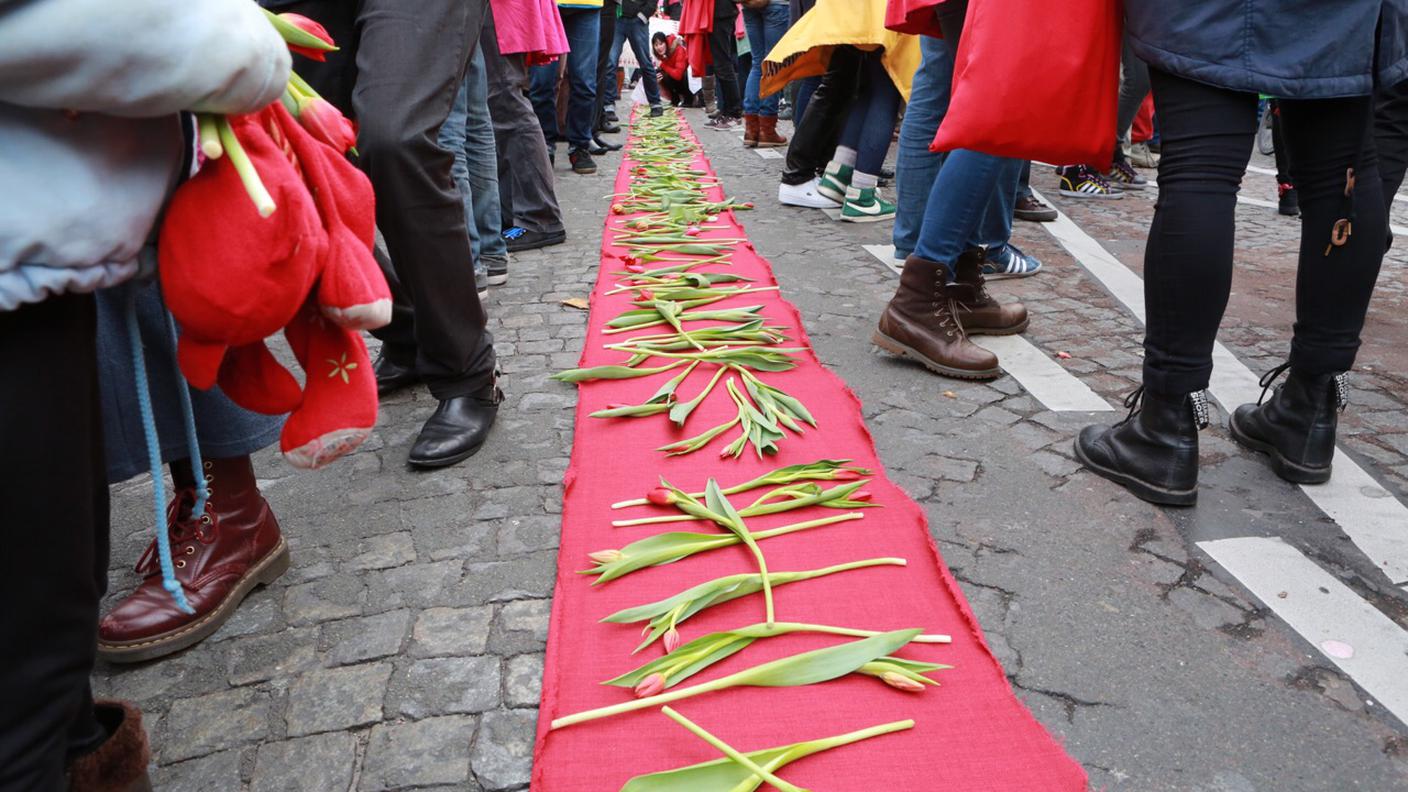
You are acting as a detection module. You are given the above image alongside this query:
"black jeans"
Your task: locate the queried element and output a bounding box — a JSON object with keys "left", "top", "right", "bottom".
{"left": 0, "top": 295, "right": 109, "bottom": 791}
{"left": 266, "top": 0, "right": 497, "bottom": 400}
{"left": 1142, "top": 68, "right": 1387, "bottom": 395}
{"left": 709, "top": 0, "right": 742, "bottom": 116}
{"left": 781, "top": 45, "right": 863, "bottom": 185}
{"left": 593, "top": 0, "right": 618, "bottom": 130}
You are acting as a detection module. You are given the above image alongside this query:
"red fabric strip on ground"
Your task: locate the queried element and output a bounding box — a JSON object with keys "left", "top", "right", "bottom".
{"left": 531, "top": 115, "right": 1088, "bottom": 791}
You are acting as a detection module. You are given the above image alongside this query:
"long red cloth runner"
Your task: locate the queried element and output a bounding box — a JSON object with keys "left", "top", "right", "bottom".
{"left": 531, "top": 116, "right": 1088, "bottom": 791}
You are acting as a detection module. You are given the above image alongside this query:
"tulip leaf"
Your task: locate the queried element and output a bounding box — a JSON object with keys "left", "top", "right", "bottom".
{"left": 730, "top": 629, "right": 922, "bottom": 688}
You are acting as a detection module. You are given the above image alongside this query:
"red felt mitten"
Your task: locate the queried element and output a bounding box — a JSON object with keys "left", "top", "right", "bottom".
{"left": 277, "top": 96, "right": 391, "bottom": 331}
{"left": 278, "top": 304, "right": 378, "bottom": 469}
{"left": 159, "top": 106, "right": 326, "bottom": 387}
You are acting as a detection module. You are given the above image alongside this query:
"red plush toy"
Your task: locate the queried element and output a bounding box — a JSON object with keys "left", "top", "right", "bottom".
{"left": 158, "top": 103, "right": 391, "bottom": 469}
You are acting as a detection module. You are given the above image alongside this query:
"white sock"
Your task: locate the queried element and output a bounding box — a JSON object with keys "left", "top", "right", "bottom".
{"left": 852, "top": 171, "right": 879, "bottom": 190}
{"left": 830, "top": 146, "right": 858, "bottom": 168}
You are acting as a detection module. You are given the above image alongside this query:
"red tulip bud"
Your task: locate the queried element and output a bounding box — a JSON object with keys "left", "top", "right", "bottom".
{"left": 588, "top": 549, "right": 624, "bottom": 564}
{"left": 625, "top": 264, "right": 646, "bottom": 273}
{"left": 740, "top": 201, "right": 755, "bottom": 209}
{"left": 296, "top": 96, "right": 357, "bottom": 153}
{"left": 634, "top": 673, "right": 667, "bottom": 698}
{"left": 638, "top": 289, "right": 655, "bottom": 301}
{"left": 881, "top": 672, "right": 926, "bottom": 692}
{"left": 832, "top": 469, "right": 862, "bottom": 481}
{"left": 663, "top": 628, "right": 681, "bottom": 653}
{"left": 684, "top": 226, "right": 701, "bottom": 236}
{"left": 280, "top": 13, "right": 336, "bottom": 60}
{"left": 611, "top": 203, "right": 627, "bottom": 214}
{"left": 851, "top": 490, "right": 873, "bottom": 502}
{"left": 605, "top": 403, "right": 631, "bottom": 410}
{"left": 646, "top": 487, "right": 675, "bottom": 506}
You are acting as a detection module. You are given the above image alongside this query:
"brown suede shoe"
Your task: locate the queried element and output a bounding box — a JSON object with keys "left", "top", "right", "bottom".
{"left": 873, "top": 255, "right": 1001, "bottom": 380}
{"left": 98, "top": 457, "right": 289, "bottom": 663}
{"left": 756, "top": 115, "right": 788, "bottom": 148}
{"left": 67, "top": 701, "right": 152, "bottom": 792}
{"left": 743, "top": 113, "right": 759, "bottom": 147}
{"left": 952, "top": 248, "right": 1029, "bottom": 335}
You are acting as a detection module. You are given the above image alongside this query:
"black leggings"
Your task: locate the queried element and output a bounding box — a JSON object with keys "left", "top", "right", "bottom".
{"left": 1142, "top": 68, "right": 1387, "bottom": 396}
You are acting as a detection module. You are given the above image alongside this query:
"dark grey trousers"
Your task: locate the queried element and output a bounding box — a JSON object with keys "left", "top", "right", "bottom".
{"left": 482, "top": 3, "right": 567, "bottom": 236}
{"left": 265, "top": 0, "right": 497, "bottom": 399}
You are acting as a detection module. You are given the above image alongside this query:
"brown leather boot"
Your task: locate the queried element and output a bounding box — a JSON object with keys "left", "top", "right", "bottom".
{"left": 952, "top": 248, "right": 1029, "bottom": 334}
{"left": 67, "top": 701, "right": 153, "bottom": 792}
{"left": 98, "top": 456, "right": 289, "bottom": 663}
{"left": 873, "top": 256, "right": 1002, "bottom": 380}
{"left": 742, "top": 113, "right": 759, "bottom": 147}
{"left": 756, "top": 114, "right": 788, "bottom": 148}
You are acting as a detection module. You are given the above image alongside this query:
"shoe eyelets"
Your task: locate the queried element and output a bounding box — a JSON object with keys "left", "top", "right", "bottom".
{"left": 201, "top": 514, "right": 212, "bottom": 525}
{"left": 184, "top": 546, "right": 195, "bottom": 555}
{"left": 175, "top": 560, "right": 186, "bottom": 569}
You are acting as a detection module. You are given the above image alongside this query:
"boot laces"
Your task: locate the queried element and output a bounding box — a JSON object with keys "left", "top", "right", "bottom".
{"left": 133, "top": 487, "right": 214, "bottom": 575}
{"left": 1257, "top": 362, "right": 1348, "bottom": 411}
{"left": 933, "top": 288, "right": 970, "bottom": 339}
{"left": 1116, "top": 386, "right": 1209, "bottom": 429}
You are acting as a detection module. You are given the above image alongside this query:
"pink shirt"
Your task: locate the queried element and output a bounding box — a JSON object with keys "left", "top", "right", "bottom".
{"left": 490, "top": 0, "right": 570, "bottom": 58}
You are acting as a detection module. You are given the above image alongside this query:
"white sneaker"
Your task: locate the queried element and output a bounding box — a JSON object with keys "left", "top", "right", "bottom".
{"left": 778, "top": 177, "right": 842, "bottom": 209}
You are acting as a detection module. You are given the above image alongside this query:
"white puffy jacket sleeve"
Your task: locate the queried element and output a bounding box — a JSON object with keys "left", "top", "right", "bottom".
{"left": 0, "top": 0, "right": 291, "bottom": 117}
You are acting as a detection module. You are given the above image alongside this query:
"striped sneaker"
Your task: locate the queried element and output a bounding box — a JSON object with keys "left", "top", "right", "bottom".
{"left": 817, "top": 163, "right": 853, "bottom": 204}
{"left": 982, "top": 244, "right": 1043, "bottom": 279}
{"left": 1058, "top": 165, "right": 1124, "bottom": 199}
{"left": 839, "top": 185, "right": 896, "bottom": 223}
{"left": 1104, "top": 160, "right": 1148, "bottom": 190}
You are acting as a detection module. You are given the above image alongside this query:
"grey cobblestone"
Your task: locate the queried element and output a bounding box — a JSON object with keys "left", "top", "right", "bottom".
{"left": 395, "top": 655, "right": 501, "bottom": 718}
{"left": 162, "top": 687, "right": 270, "bottom": 762}
{"left": 251, "top": 732, "right": 356, "bottom": 792}
{"left": 470, "top": 709, "right": 537, "bottom": 791}
{"left": 412, "top": 605, "right": 495, "bottom": 657}
{"left": 360, "top": 716, "right": 477, "bottom": 791}
{"left": 285, "top": 662, "right": 391, "bottom": 737}
{"left": 321, "top": 609, "right": 411, "bottom": 666}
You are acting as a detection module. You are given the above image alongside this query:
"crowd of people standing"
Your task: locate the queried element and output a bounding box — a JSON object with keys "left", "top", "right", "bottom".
{"left": 3, "top": 0, "right": 1406, "bottom": 789}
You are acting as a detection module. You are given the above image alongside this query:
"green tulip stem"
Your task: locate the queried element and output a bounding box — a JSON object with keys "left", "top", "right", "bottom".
{"left": 197, "top": 114, "right": 224, "bottom": 159}
{"left": 660, "top": 707, "right": 809, "bottom": 792}
{"left": 215, "top": 117, "right": 275, "bottom": 218}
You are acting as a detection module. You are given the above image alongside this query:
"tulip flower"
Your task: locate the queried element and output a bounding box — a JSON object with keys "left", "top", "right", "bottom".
{"left": 612, "top": 203, "right": 626, "bottom": 214}
{"left": 262, "top": 9, "right": 338, "bottom": 60}
{"left": 296, "top": 96, "right": 357, "bottom": 154}
{"left": 663, "top": 628, "right": 681, "bottom": 653}
{"left": 588, "top": 549, "right": 624, "bottom": 564}
{"left": 881, "top": 671, "right": 927, "bottom": 692}
{"left": 645, "top": 487, "right": 675, "bottom": 506}
{"left": 633, "top": 673, "right": 666, "bottom": 698}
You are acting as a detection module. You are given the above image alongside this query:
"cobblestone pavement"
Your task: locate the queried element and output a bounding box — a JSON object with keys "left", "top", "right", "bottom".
{"left": 100, "top": 110, "right": 1408, "bottom": 790}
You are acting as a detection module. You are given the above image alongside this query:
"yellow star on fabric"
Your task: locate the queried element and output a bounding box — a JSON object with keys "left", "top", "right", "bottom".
{"left": 327, "top": 353, "right": 358, "bottom": 384}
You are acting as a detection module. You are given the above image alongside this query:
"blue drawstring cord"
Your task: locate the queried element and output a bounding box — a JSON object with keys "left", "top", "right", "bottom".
{"left": 124, "top": 286, "right": 196, "bottom": 615}
{"left": 164, "top": 311, "right": 209, "bottom": 517}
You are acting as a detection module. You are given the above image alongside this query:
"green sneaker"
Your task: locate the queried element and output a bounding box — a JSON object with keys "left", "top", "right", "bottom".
{"left": 816, "top": 163, "right": 853, "bottom": 204}
{"left": 840, "top": 186, "right": 896, "bottom": 223}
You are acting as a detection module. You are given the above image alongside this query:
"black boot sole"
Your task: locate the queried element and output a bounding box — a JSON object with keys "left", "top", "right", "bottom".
{"left": 1227, "top": 413, "right": 1332, "bottom": 485}
{"left": 1073, "top": 437, "right": 1198, "bottom": 506}
{"left": 407, "top": 438, "right": 488, "bottom": 469}
{"left": 871, "top": 330, "right": 1001, "bottom": 380}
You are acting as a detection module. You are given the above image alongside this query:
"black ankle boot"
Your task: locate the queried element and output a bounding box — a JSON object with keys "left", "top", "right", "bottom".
{"left": 1229, "top": 363, "right": 1346, "bottom": 484}
{"left": 1074, "top": 388, "right": 1208, "bottom": 506}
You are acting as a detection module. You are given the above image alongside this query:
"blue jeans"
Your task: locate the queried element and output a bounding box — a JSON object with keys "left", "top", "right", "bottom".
{"left": 835, "top": 53, "right": 901, "bottom": 175}
{"left": 742, "top": 3, "right": 789, "bottom": 116}
{"left": 529, "top": 7, "right": 599, "bottom": 149}
{"left": 896, "top": 38, "right": 1021, "bottom": 268}
{"left": 793, "top": 75, "right": 820, "bottom": 125}
{"left": 604, "top": 15, "right": 661, "bottom": 106}
{"left": 439, "top": 48, "right": 507, "bottom": 277}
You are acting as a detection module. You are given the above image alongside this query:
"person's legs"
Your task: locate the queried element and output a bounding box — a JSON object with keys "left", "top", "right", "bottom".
{"left": 709, "top": 0, "right": 742, "bottom": 117}
{"left": 1112, "top": 34, "right": 1151, "bottom": 165}
{"left": 602, "top": 13, "right": 628, "bottom": 110}
{"left": 438, "top": 78, "right": 486, "bottom": 281}
{"left": 757, "top": 3, "right": 789, "bottom": 117}
{"left": 847, "top": 57, "right": 901, "bottom": 179}
{"left": 595, "top": 2, "right": 620, "bottom": 130}
{"left": 529, "top": 58, "right": 563, "bottom": 146}
{"left": 793, "top": 75, "right": 820, "bottom": 125}
{"left": 483, "top": 5, "right": 566, "bottom": 240}
{"left": 562, "top": 8, "right": 600, "bottom": 151}
{"left": 742, "top": 7, "right": 764, "bottom": 116}
{"left": 1374, "top": 77, "right": 1408, "bottom": 212}
{"left": 462, "top": 47, "right": 508, "bottom": 282}
{"left": 0, "top": 294, "right": 108, "bottom": 791}
{"left": 893, "top": 36, "right": 952, "bottom": 258}
{"left": 1139, "top": 69, "right": 1257, "bottom": 395}
{"left": 1277, "top": 95, "right": 1385, "bottom": 378}
{"left": 352, "top": 0, "right": 497, "bottom": 407}
{"left": 780, "top": 45, "right": 862, "bottom": 186}
{"left": 623, "top": 17, "right": 661, "bottom": 107}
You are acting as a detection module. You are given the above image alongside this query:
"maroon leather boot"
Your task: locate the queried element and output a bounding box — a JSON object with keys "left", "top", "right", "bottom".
{"left": 98, "top": 456, "right": 289, "bottom": 663}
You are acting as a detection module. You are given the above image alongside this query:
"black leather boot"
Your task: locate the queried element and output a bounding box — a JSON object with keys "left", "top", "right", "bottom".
{"left": 1074, "top": 388, "right": 1209, "bottom": 506}
{"left": 1229, "top": 363, "right": 1346, "bottom": 484}
{"left": 408, "top": 383, "right": 504, "bottom": 469}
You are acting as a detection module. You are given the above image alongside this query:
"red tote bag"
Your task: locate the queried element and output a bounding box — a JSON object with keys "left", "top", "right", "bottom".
{"left": 931, "top": 0, "right": 1122, "bottom": 168}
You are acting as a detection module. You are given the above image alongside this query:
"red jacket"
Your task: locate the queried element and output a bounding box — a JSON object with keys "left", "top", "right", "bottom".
{"left": 659, "top": 35, "right": 688, "bottom": 81}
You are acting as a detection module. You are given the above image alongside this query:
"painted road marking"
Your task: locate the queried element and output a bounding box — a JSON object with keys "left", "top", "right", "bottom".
{"left": 1245, "top": 164, "right": 1408, "bottom": 204}
{"left": 1198, "top": 536, "right": 1408, "bottom": 725}
{"left": 1139, "top": 177, "right": 1408, "bottom": 237}
{"left": 1031, "top": 186, "right": 1408, "bottom": 587}
{"left": 862, "top": 243, "right": 1113, "bottom": 412}
{"left": 754, "top": 148, "right": 784, "bottom": 160}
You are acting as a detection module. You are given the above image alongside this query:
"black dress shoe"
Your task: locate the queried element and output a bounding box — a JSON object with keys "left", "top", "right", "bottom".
{"left": 592, "top": 135, "right": 623, "bottom": 152}
{"left": 408, "top": 387, "right": 503, "bottom": 468}
{"left": 1229, "top": 363, "right": 1344, "bottom": 484}
{"left": 1074, "top": 388, "right": 1207, "bottom": 506}
{"left": 597, "top": 119, "right": 622, "bottom": 134}
{"left": 586, "top": 142, "right": 609, "bottom": 156}
{"left": 373, "top": 354, "right": 421, "bottom": 397}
